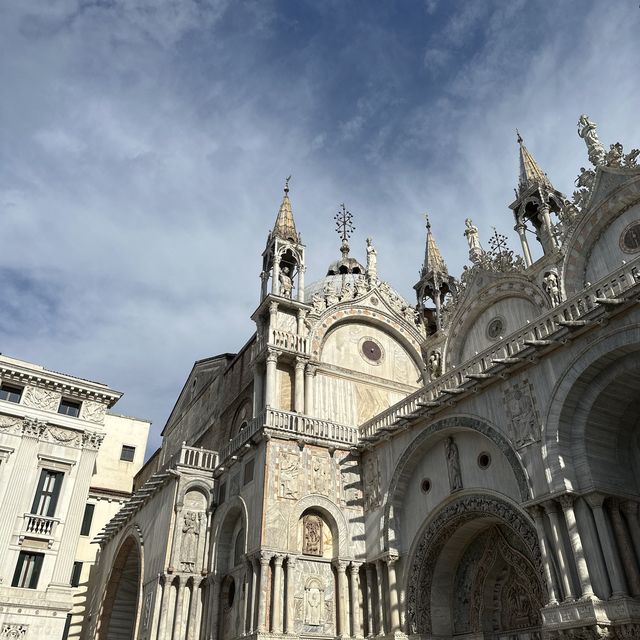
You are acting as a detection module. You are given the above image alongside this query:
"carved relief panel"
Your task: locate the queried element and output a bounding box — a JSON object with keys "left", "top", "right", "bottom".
{"left": 363, "top": 453, "right": 381, "bottom": 510}
{"left": 309, "top": 454, "right": 331, "bottom": 495}
{"left": 503, "top": 378, "right": 540, "bottom": 447}
{"left": 178, "top": 489, "right": 208, "bottom": 573}
{"left": 291, "top": 560, "right": 335, "bottom": 636}
{"left": 278, "top": 450, "right": 300, "bottom": 500}
{"left": 22, "top": 386, "right": 60, "bottom": 411}
{"left": 81, "top": 400, "right": 107, "bottom": 424}
{"left": 302, "top": 514, "right": 323, "bottom": 556}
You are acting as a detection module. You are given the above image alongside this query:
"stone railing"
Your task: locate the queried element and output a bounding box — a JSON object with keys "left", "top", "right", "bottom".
{"left": 22, "top": 514, "right": 59, "bottom": 539}
{"left": 360, "top": 257, "right": 640, "bottom": 439}
{"left": 176, "top": 445, "right": 218, "bottom": 471}
{"left": 270, "top": 329, "right": 309, "bottom": 354}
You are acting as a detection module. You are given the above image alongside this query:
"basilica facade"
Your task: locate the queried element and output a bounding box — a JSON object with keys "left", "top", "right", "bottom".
{"left": 85, "top": 116, "right": 640, "bottom": 640}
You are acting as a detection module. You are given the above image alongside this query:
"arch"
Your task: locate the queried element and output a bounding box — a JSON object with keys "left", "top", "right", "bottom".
{"left": 544, "top": 324, "right": 640, "bottom": 493}
{"left": 405, "top": 492, "right": 544, "bottom": 636}
{"left": 383, "top": 415, "right": 531, "bottom": 551}
{"left": 176, "top": 479, "right": 213, "bottom": 512}
{"left": 211, "top": 495, "right": 248, "bottom": 574}
{"left": 561, "top": 171, "right": 640, "bottom": 295}
{"left": 97, "top": 533, "right": 144, "bottom": 640}
{"left": 287, "top": 494, "right": 351, "bottom": 558}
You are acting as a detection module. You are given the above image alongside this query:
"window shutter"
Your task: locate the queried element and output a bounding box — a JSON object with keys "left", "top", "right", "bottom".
{"left": 31, "top": 470, "right": 48, "bottom": 515}
{"left": 31, "top": 553, "right": 44, "bottom": 588}
{"left": 47, "top": 471, "right": 64, "bottom": 517}
{"left": 80, "top": 503, "right": 95, "bottom": 536}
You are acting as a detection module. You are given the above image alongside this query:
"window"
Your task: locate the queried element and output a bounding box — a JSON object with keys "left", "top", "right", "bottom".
{"left": 12, "top": 551, "right": 44, "bottom": 588}
{"left": 243, "top": 458, "right": 255, "bottom": 485}
{"left": 70, "top": 561, "right": 83, "bottom": 587}
{"left": 80, "top": 503, "right": 95, "bottom": 536}
{"left": 58, "top": 398, "right": 81, "bottom": 418}
{"left": 120, "top": 445, "right": 136, "bottom": 462}
{"left": 0, "top": 383, "right": 22, "bottom": 403}
{"left": 32, "top": 469, "right": 64, "bottom": 517}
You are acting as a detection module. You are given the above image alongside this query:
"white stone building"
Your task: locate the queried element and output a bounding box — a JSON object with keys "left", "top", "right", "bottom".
{"left": 0, "top": 355, "right": 149, "bottom": 640}
{"left": 86, "top": 116, "right": 640, "bottom": 640}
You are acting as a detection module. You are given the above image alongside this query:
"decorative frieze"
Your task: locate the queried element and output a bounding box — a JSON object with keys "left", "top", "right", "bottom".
{"left": 81, "top": 400, "right": 107, "bottom": 424}
{"left": 22, "top": 386, "right": 60, "bottom": 412}
{"left": 0, "top": 625, "right": 28, "bottom": 639}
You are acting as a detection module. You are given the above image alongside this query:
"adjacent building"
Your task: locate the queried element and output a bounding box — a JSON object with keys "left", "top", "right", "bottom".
{"left": 0, "top": 355, "right": 149, "bottom": 639}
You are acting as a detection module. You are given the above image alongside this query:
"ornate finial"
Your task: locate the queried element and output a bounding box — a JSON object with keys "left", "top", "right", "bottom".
{"left": 284, "top": 175, "right": 291, "bottom": 193}
{"left": 424, "top": 212, "right": 431, "bottom": 230}
{"left": 488, "top": 227, "right": 509, "bottom": 256}
{"left": 516, "top": 129, "right": 523, "bottom": 144}
{"left": 334, "top": 204, "right": 355, "bottom": 258}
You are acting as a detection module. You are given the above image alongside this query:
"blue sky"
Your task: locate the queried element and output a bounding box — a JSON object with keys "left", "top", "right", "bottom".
{"left": 2, "top": 0, "right": 639, "bottom": 456}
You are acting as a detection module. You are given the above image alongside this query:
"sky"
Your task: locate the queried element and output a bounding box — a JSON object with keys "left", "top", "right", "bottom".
{"left": 1, "top": 0, "right": 639, "bottom": 457}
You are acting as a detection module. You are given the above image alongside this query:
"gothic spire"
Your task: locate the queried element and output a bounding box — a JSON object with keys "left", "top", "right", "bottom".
{"left": 272, "top": 176, "right": 300, "bottom": 243}
{"left": 421, "top": 215, "right": 448, "bottom": 278}
{"left": 516, "top": 130, "right": 554, "bottom": 197}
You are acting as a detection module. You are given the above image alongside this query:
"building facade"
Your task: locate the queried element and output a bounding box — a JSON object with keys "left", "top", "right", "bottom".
{"left": 0, "top": 355, "right": 149, "bottom": 640}
{"left": 86, "top": 116, "right": 640, "bottom": 640}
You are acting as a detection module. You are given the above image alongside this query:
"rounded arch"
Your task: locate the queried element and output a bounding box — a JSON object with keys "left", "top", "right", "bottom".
{"left": 383, "top": 415, "right": 531, "bottom": 551}
{"left": 97, "top": 531, "right": 144, "bottom": 640}
{"left": 544, "top": 324, "right": 640, "bottom": 493}
{"left": 287, "top": 494, "right": 351, "bottom": 558}
{"left": 176, "top": 479, "right": 213, "bottom": 512}
{"left": 405, "top": 492, "right": 544, "bottom": 636}
{"left": 211, "top": 495, "right": 248, "bottom": 574}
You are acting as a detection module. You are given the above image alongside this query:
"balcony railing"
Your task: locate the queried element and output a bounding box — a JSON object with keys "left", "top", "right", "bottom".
{"left": 177, "top": 445, "right": 218, "bottom": 471}
{"left": 255, "top": 328, "right": 310, "bottom": 356}
{"left": 360, "top": 256, "right": 640, "bottom": 439}
{"left": 20, "top": 514, "right": 59, "bottom": 548}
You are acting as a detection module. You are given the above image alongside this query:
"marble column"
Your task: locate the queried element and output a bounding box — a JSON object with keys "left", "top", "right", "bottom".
{"left": 272, "top": 554, "right": 285, "bottom": 633}
{"left": 609, "top": 499, "right": 640, "bottom": 597}
{"left": 187, "top": 578, "right": 201, "bottom": 640}
{"left": 257, "top": 552, "right": 272, "bottom": 632}
{"left": 285, "top": 556, "right": 297, "bottom": 634}
{"left": 148, "top": 576, "right": 164, "bottom": 640}
{"left": 209, "top": 576, "right": 222, "bottom": 640}
{"left": 621, "top": 501, "right": 640, "bottom": 564}
{"left": 265, "top": 349, "right": 279, "bottom": 409}
{"left": 156, "top": 576, "right": 171, "bottom": 640}
{"left": 538, "top": 203, "right": 556, "bottom": 252}
{"left": 294, "top": 358, "right": 306, "bottom": 413}
{"left": 386, "top": 555, "right": 401, "bottom": 634}
{"left": 586, "top": 493, "right": 627, "bottom": 598}
{"left": 376, "top": 559, "right": 386, "bottom": 636}
{"left": 243, "top": 559, "right": 253, "bottom": 634}
{"left": 297, "top": 266, "right": 306, "bottom": 303}
{"left": 173, "top": 580, "right": 185, "bottom": 640}
{"left": 349, "top": 562, "right": 363, "bottom": 638}
{"left": 515, "top": 222, "right": 533, "bottom": 268}
{"left": 544, "top": 501, "right": 575, "bottom": 601}
{"left": 528, "top": 505, "right": 559, "bottom": 605}
{"left": 253, "top": 364, "right": 265, "bottom": 416}
{"left": 334, "top": 560, "right": 349, "bottom": 637}
{"left": 365, "top": 563, "right": 375, "bottom": 637}
{"left": 304, "top": 363, "right": 316, "bottom": 415}
{"left": 250, "top": 557, "right": 259, "bottom": 634}
{"left": 558, "top": 495, "right": 594, "bottom": 599}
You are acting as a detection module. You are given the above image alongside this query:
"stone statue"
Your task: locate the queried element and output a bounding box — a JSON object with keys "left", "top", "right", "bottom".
{"left": 279, "top": 267, "right": 293, "bottom": 298}
{"left": 312, "top": 290, "right": 325, "bottom": 313}
{"left": 180, "top": 511, "right": 201, "bottom": 571}
{"left": 464, "top": 218, "right": 482, "bottom": 252}
{"left": 324, "top": 282, "right": 339, "bottom": 307}
{"left": 366, "top": 238, "right": 377, "bottom": 282}
{"left": 575, "top": 167, "right": 595, "bottom": 190}
{"left": 445, "top": 436, "right": 463, "bottom": 492}
{"left": 577, "top": 114, "right": 605, "bottom": 166}
{"left": 605, "top": 142, "right": 624, "bottom": 167}
{"left": 428, "top": 350, "right": 442, "bottom": 379}
{"left": 543, "top": 271, "right": 561, "bottom": 306}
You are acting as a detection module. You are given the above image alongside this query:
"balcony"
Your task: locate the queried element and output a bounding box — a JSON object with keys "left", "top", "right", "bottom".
{"left": 169, "top": 444, "right": 218, "bottom": 472}
{"left": 20, "top": 514, "right": 59, "bottom": 548}
{"left": 255, "top": 328, "right": 310, "bottom": 357}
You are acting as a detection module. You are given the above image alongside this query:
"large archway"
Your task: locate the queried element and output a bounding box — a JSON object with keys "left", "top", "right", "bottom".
{"left": 406, "top": 493, "right": 544, "bottom": 639}
{"left": 98, "top": 536, "right": 142, "bottom": 640}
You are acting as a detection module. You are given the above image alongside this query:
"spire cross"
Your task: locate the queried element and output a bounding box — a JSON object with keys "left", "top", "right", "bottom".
{"left": 488, "top": 226, "right": 509, "bottom": 256}
{"left": 334, "top": 204, "right": 355, "bottom": 243}
{"left": 284, "top": 175, "right": 291, "bottom": 193}
{"left": 424, "top": 212, "right": 431, "bottom": 230}
{"left": 516, "top": 128, "right": 523, "bottom": 144}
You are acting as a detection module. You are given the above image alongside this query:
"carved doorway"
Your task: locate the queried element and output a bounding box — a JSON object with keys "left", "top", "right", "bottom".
{"left": 406, "top": 494, "right": 545, "bottom": 639}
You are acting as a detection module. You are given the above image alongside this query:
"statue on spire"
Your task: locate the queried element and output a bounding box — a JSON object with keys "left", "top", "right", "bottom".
{"left": 366, "top": 238, "right": 377, "bottom": 283}
{"left": 577, "top": 114, "right": 606, "bottom": 166}
{"left": 464, "top": 218, "right": 483, "bottom": 264}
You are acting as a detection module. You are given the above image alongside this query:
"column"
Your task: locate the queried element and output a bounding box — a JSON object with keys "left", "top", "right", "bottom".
{"left": 304, "top": 363, "right": 316, "bottom": 415}
{"left": 173, "top": 580, "right": 185, "bottom": 640}
{"left": 515, "top": 222, "right": 533, "bottom": 267}
{"left": 609, "top": 499, "right": 640, "bottom": 596}
{"left": 528, "top": 506, "right": 559, "bottom": 604}
{"left": 294, "top": 358, "right": 306, "bottom": 413}
{"left": 51, "top": 438, "right": 101, "bottom": 585}
{"left": 621, "top": 501, "right": 640, "bottom": 563}
{"left": 187, "top": 578, "right": 201, "bottom": 640}
{"left": 265, "top": 349, "right": 279, "bottom": 408}
{"left": 543, "top": 501, "right": 575, "bottom": 601}
{"left": 156, "top": 575, "right": 171, "bottom": 640}
{"left": 349, "top": 562, "right": 363, "bottom": 637}
{"left": 538, "top": 203, "right": 556, "bottom": 251}
{"left": 365, "top": 563, "right": 375, "bottom": 637}
{"left": 253, "top": 364, "right": 264, "bottom": 416}
{"left": 586, "top": 493, "right": 627, "bottom": 597}
{"left": 272, "top": 261, "right": 280, "bottom": 295}
{"left": 272, "top": 554, "right": 285, "bottom": 633}
{"left": 208, "top": 576, "right": 222, "bottom": 640}
{"left": 250, "top": 557, "right": 259, "bottom": 634}
{"left": 243, "top": 559, "right": 253, "bottom": 634}
{"left": 558, "top": 495, "right": 594, "bottom": 599}
{"left": 376, "top": 559, "right": 386, "bottom": 636}
{"left": 0, "top": 420, "right": 43, "bottom": 578}
{"left": 297, "top": 266, "right": 306, "bottom": 303}
{"left": 334, "top": 560, "right": 349, "bottom": 637}
{"left": 257, "top": 552, "right": 271, "bottom": 632}
{"left": 285, "top": 556, "right": 297, "bottom": 634}
{"left": 386, "top": 555, "right": 401, "bottom": 635}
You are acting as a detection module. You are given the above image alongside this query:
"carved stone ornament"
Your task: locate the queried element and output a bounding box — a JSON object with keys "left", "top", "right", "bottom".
{"left": 406, "top": 494, "right": 544, "bottom": 635}
{"left": 302, "top": 514, "right": 323, "bottom": 556}
{"left": 278, "top": 450, "right": 300, "bottom": 500}
{"left": 304, "top": 577, "right": 325, "bottom": 626}
{"left": 310, "top": 455, "right": 331, "bottom": 495}
{"left": 43, "top": 426, "right": 83, "bottom": 447}
{"left": 0, "top": 625, "right": 28, "bottom": 640}
{"left": 82, "top": 431, "right": 105, "bottom": 450}
{"left": 22, "top": 386, "right": 60, "bottom": 412}
{"left": 363, "top": 453, "right": 381, "bottom": 510}
{"left": 0, "top": 415, "right": 22, "bottom": 431}
{"left": 445, "top": 436, "right": 463, "bottom": 492}
{"left": 503, "top": 379, "right": 540, "bottom": 447}
{"left": 180, "top": 511, "right": 201, "bottom": 572}
{"left": 543, "top": 271, "right": 562, "bottom": 307}
{"left": 81, "top": 401, "right": 107, "bottom": 424}
{"left": 22, "top": 417, "right": 46, "bottom": 439}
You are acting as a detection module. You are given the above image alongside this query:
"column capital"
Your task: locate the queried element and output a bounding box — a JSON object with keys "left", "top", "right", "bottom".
{"left": 273, "top": 553, "right": 285, "bottom": 566}
{"left": 542, "top": 499, "right": 561, "bottom": 514}
{"left": 386, "top": 552, "right": 399, "bottom": 565}
{"left": 332, "top": 559, "right": 349, "bottom": 573}
{"left": 585, "top": 492, "right": 607, "bottom": 509}
{"left": 558, "top": 493, "right": 577, "bottom": 510}
{"left": 526, "top": 504, "right": 545, "bottom": 520}
{"left": 295, "top": 356, "right": 308, "bottom": 370}
{"left": 349, "top": 561, "right": 362, "bottom": 575}
{"left": 269, "top": 301, "right": 279, "bottom": 315}
{"left": 305, "top": 362, "right": 319, "bottom": 377}
{"left": 266, "top": 347, "right": 281, "bottom": 363}
{"left": 287, "top": 554, "right": 298, "bottom": 568}
{"left": 259, "top": 551, "right": 273, "bottom": 566}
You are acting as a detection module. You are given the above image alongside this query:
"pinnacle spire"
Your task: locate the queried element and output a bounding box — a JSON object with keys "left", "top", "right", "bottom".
{"left": 272, "top": 176, "right": 300, "bottom": 243}
{"left": 516, "top": 131, "right": 553, "bottom": 196}
{"left": 422, "top": 214, "right": 448, "bottom": 277}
